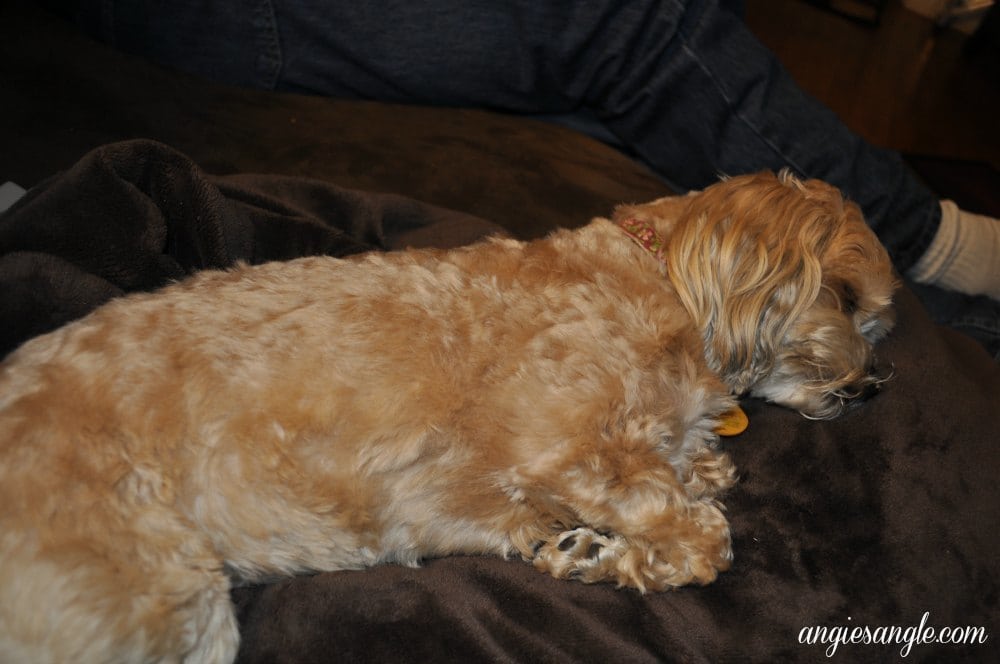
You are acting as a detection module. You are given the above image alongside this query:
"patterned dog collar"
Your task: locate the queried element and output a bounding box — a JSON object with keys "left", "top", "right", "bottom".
{"left": 616, "top": 217, "right": 668, "bottom": 266}
{"left": 617, "top": 216, "right": 748, "bottom": 437}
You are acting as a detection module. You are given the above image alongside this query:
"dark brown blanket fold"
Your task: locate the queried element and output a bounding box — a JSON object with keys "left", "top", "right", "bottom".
{"left": 0, "top": 140, "right": 501, "bottom": 358}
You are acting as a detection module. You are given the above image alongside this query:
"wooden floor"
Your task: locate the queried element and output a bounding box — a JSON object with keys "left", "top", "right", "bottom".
{"left": 744, "top": 0, "right": 999, "bottom": 169}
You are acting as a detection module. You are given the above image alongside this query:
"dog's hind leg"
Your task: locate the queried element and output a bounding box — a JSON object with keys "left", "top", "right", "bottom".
{"left": 0, "top": 521, "right": 239, "bottom": 663}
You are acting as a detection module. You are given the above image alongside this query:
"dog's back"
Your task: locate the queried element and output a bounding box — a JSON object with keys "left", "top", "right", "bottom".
{"left": 0, "top": 217, "right": 742, "bottom": 661}
{"left": 0, "top": 238, "right": 651, "bottom": 661}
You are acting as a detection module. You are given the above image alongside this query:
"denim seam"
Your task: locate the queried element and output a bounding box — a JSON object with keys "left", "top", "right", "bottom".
{"left": 949, "top": 316, "right": 1000, "bottom": 335}
{"left": 673, "top": 5, "right": 811, "bottom": 180}
{"left": 100, "top": 0, "right": 115, "bottom": 46}
{"left": 254, "top": 0, "right": 283, "bottom": 90}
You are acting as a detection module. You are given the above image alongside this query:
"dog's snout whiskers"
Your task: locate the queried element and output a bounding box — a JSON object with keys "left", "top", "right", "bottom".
{"left": 841, "top": 363, "right": 894, "bottom": 410}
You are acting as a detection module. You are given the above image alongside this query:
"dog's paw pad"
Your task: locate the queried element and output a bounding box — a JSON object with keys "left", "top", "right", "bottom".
{"left": 557, "top": 533, "right": 578, "bottom": 551}
{"left": 533, "top": 528, "right": 625, "bottom": 584}
{"left": 554, "top": 531, "right": 604, "bottom": 558}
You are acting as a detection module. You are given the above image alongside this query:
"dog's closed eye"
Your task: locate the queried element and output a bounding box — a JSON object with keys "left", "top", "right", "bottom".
{"left": 840, "top": 283, "right": 859, "bottom": 314}
{"left": 819, "top": 281, "right": 860, "bottom": 315}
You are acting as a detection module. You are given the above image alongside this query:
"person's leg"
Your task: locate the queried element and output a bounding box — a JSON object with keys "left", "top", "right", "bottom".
{"left": 908, "top": 282, "right": 1000, "bottom": 360}
{"left": 584, "top": 0, "right": 941, "bottom": 273}
{"left": 286, "top": 0, "right": 939, "bottom": 275}
{"left": 45, "top": 0, "right": 281, "bottom": 89}
{"left": 268, "top": 0, "right": 1000, "bottom": 331}
{"left": 64, "top": 0, "right": 939, "bottom": 269}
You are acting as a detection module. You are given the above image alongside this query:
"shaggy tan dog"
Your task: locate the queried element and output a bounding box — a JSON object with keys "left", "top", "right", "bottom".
{"left": 0, "top": 172, "right": 896, "bottom": 662}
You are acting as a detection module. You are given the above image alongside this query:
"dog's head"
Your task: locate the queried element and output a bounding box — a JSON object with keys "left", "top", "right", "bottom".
{"left": 615, "top": 171, "right": 898, "bottom": 419}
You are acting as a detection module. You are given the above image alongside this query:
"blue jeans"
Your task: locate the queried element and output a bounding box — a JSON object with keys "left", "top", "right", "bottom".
{"left": 55, "top": 0, "right": 998, "bottom": 357}
{"left": 909, "top": 282, "right": 1000, "bottom": 360}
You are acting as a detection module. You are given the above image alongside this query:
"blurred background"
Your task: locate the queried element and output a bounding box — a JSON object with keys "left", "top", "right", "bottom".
{"left": 745, "top": 0, "right": 998, "bottom": 173}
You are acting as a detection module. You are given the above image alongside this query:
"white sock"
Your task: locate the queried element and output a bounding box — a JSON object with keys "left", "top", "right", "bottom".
{"left": 908, "top": 199, "right": 1000, "bottom": 301}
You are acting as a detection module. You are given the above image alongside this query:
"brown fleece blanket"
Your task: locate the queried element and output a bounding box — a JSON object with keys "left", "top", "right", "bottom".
{"left": 2, "top": 3, "right": 998, "bottom": 662}
{"left": 0, "top": 140, "right": 499, "bottom": 357}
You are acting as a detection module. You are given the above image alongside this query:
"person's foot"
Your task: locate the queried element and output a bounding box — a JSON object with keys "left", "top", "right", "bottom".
{"left": 909, "top": 200, "right": 1000, "bottom": 302}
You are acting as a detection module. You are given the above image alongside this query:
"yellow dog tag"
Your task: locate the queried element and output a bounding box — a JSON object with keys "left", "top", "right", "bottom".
{"left": 714, "top": 406, "right": 748, "bottom": 437}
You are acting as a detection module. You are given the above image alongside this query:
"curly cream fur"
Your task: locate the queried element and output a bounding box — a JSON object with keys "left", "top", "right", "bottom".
{"left": 0, "top": 171, "right": 896, "bottom": 662}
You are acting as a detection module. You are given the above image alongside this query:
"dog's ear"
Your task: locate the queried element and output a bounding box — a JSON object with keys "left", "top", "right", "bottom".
{"left": 660, "top": 172, "right": 842, "bottom": 392}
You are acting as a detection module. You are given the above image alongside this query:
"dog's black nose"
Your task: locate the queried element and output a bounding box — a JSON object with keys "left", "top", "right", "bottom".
{"left": 843, "top": 378, "right": 881, "bottom": 413}
{"left": 854, "top": 362, "right": 893, "bottom": 404}
{"left": 857, "top": 379, "right": 881, "bottom": 403}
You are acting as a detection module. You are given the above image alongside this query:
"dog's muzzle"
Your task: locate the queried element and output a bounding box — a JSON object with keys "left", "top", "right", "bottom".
{"left": 845, "top": 362, "right": 893, "bottom": 410}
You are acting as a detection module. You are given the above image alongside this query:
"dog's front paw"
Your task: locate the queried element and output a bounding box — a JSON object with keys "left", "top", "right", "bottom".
{"left": 624, "top": 499, "right": 733, "bottom": 590}
{"left": 532, "top": 527, "right": 627, "bottom": 585}
{"left": 531, "top": 502, "right": 732, "bottom": 592}
{"left": 684, "top": 450, "right": 738, "bottom": 499}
